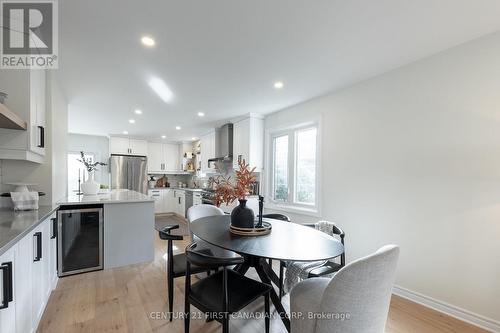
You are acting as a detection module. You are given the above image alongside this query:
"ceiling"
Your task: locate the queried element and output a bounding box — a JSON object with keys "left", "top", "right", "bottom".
{"left": 59, "top": 0, "right": 500, "bottom": 142}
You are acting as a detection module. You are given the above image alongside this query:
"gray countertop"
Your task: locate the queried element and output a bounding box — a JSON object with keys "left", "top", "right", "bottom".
{"left": 0, "top": 205, "right": 58, "bottom": 256}
{"left": 0, "top": 190, "right": 154, "bottom": 256}
{"left": 58, "top": 189, "right": 154, "bottom": 205}
{"left": 149, "top": 187, "right": 203, "bottom": 192}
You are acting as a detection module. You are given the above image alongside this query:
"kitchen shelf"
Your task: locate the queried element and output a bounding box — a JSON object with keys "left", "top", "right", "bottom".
{"left": 0, "top": 103, "right": 27, "bottom": 130}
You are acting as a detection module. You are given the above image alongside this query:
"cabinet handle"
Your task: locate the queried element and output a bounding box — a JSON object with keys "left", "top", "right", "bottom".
{"left": 33, "top": 232, "right": 42, "bottom": 261}
{"left": 0, "top": 261, "right": 13, "bottom": 309}
{"left": 37, "top": 126, "right": 45, "bottom": 148}
{"left": 51, "top": 218, "right": 57, "bottom": 239}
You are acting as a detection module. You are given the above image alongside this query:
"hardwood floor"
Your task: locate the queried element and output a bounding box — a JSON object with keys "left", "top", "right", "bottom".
{"left": 38, "top": 216, "right": 487, "bottom": 333}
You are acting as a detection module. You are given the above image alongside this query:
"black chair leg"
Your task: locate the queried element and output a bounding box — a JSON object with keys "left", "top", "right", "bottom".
{"left": 184, "top": 303, "right": 190, "bottom": 333}
{"left": 279, "top": 261, "right": 285, "bottom": 299}
{"left": 168, "top": 275, "right": 174, "bottom": 322}
{"left": 222, "top": 316, "right": 229, "bottom": 333}
{"left": 264, "top": 293, "right": 270, "bottom": 333}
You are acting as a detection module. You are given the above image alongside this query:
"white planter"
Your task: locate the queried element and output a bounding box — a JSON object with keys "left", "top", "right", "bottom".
{"left": 81, "top": 172, "right": 100, "bottom": 195}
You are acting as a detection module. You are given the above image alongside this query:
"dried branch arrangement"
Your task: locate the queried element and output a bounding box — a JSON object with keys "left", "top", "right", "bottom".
{"left": 212, "top": 159, "right": 256, "bottom": 207}
{"left": 77, "top": 151, "right": 107, "bottom": 173}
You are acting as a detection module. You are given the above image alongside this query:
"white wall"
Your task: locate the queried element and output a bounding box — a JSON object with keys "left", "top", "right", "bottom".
{"left": 68, "top": 133, "right": 110, "bottom": 186}
{"left": 264, "top": 32, "right": 500, "bottom": 325}
{"left": 49, "top": 72, "right": 68, "bottom": 204}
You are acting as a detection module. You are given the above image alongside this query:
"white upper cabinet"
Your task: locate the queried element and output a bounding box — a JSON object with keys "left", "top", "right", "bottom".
{"left": 233, "top": 116, "right": 264, "bottom": 171}
{"left": 0, "top": 69, "right": 47, "bottom": 163}
{"left": 147, "top": 142, "right": 164, "bottom": 173}
{"left": 110, "top": 137, "right": 130, "bottom": 155}
{"left": 200, "top": 131, "right": 216, "bottom": 173}
{"left": 29, "top": 70, "right": 46, "bottom": 156}
{"left": 110, "top": 137, "right": 147, "bottom": 156}
{"left": 163, "top": 143, "right": 180, "bottom": 172}
{"left": 129, "top": 139, "right": 148, "bottom": 156}
{"left": 146, "top": 142, "right": 180, "bottom": 173}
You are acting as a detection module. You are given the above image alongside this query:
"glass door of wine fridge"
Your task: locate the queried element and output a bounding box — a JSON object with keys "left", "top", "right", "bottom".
{"left": 57, "top": 204, "right": 103, "bottom": 277}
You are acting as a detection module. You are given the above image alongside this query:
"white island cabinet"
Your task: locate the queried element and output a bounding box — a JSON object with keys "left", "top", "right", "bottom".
{"left": 58, "top": 189, "right": 155, "bottom": 270}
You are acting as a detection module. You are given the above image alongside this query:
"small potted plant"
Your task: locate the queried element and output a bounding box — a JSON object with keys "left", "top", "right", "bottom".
{"left": 78, "top": 151, "right": 107, "bottom": 195}
{"left": 213, "top": 159, "right": 256, "bottom": 229}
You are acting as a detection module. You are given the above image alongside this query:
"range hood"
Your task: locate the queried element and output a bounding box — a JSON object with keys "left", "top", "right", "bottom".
{"left": 208, "top": 123, "right": 233, "bottom": 162}
{"left": 0, "top": 103, "right": 27, "bottom": 130}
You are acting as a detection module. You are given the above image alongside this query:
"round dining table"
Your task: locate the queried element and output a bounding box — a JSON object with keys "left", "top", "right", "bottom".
{"left": 190, "top": 215, "right": 344, "bottom": 332}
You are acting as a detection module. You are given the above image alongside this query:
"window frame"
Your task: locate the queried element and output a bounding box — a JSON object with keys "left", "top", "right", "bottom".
{"left": 266, "top": 121, "right": 321, "bottom": 216}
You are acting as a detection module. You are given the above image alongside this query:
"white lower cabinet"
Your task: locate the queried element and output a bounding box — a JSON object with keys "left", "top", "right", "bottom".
{"left": 148, "top": 189, "right": 187, "bottom": 217}
{"left": 163, "top": 190, "right": 174, "bottom": 213}
{"left": 0, "top": 213, "right": 57, "bottom": 333}
{"left": 173, "top": 190, "right": 186, "bottom": 218}
{"left": 149, "top": 190, "right": 163, "bottom": 213}
{"left": 0, "top": 246, "right": 16, "bottom": 333}
{"left": 193, "top": 193, "right": 202, "bottom": 206}
{"left": 15, "top": 231, "right": 33, "bottom": 333}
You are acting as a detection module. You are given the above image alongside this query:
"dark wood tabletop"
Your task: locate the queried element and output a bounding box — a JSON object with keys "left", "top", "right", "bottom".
{"left": 190, "top": 215, "right": 344, "bottom": 261}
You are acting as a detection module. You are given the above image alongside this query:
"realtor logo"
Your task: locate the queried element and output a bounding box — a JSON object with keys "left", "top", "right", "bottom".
{"left": 1, "top": 0, "right": 58, "bottom": 69}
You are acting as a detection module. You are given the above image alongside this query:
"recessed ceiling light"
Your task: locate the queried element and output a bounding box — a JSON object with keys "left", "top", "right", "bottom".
{"left": 134, "top": 109, "right": 142, "bottom": 115}
{"left": 175, "top": 126, "right": 181, "bottom": 130}
{"left": 161, "top": 135, "right": 166, "bottom": 139}
{"left": 122, "top": 130, "right": 128, "bottom": 135}
{"left": 273, "top": 81, "right": 284, "bottom": 89}
{"left": 197, "top": 111, "right": 205, "bottom": 117}
{"left": 128, "top": 119, "right": 135, "bottom": 124}
{"left": 141, "top": 36, "right": 155, "bottom": 47}
{"left": 148, "top": 77, "right": 174, "bottom": 103}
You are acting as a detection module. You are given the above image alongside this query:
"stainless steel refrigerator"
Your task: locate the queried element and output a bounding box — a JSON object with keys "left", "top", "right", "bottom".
{"left": 110, "top": 155, "right": 148, "bottom": 194}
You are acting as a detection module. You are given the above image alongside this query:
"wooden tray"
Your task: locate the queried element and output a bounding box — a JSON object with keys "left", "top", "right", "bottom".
{"left": 229, "top": 222, "right": 272, "bottom": 236}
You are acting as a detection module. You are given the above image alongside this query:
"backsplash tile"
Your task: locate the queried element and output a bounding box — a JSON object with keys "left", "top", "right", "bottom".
{"left": 148, "top": 173, "right": 193, "bottom": 188}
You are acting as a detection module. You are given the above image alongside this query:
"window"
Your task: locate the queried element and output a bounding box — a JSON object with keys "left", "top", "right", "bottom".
{"left": 67, "top": 152, "right": 94, "bottom": 194}
{"left": 269, "top": 125, "right": 319, "bottom": 213}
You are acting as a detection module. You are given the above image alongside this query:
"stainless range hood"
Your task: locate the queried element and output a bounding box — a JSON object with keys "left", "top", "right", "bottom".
{"left": 208, "top": 123, "right": 233, "bottom": 162}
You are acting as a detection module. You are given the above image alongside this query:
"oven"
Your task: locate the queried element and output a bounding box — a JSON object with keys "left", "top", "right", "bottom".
{"left": 201, "top": 190, "right": 216, "bottom": 205}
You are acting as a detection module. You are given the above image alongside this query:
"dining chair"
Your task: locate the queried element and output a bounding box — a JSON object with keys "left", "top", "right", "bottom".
{"left": 258, "top": 213, "right": 291, "bottom": 275}
{"left": 290, "top": 245, "right": 400, "bottom": 333}
{"left": 184, "top": 242, "right": 272, "bottom": 333}
{"left": 187, "top": 204, "right": 225, "bottom": 239}
{"left": 158, "top": 224, "right": 211, "bottom": 322}
{"left": 158, "top": 205, "right": 228, "bottom": 322}
{"left": 280, "top": 221, "right": 346, "bottom": 298}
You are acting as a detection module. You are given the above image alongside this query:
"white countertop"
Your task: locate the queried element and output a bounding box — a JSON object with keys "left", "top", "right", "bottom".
{"left": 148, "top": 187, "right": 203, "bottom": 192}
{"left": 58, "top": 189, "right": 154, "bottom": 205}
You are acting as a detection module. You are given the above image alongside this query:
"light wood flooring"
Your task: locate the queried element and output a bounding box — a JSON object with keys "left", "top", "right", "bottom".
{"left": 38, "top": 216, "right": 488, "bottom": 333}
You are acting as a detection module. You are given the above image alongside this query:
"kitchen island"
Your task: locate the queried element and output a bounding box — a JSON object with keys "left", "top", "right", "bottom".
{"left": 57, "top": 189, "right": 155, "bottom": 269}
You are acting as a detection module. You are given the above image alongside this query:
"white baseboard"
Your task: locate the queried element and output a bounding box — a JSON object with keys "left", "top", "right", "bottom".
{"left": 393, "top": 285, "right": 500, "bottom": 333}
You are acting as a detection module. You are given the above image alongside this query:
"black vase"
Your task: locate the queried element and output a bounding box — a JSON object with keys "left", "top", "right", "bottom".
{"left": 231, "top": 199, "right": 255, "bottom": 229}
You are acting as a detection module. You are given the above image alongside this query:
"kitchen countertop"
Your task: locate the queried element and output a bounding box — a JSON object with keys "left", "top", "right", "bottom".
{"left": 0, "top": 190, "right": 154, "bottom": 256}
{"left": 0, "top": 205, "right": 58, "bottom": 256}
{"left": 149, "top": 187, "right": 203, "bottom": 192}
{"left": 58, "top": 189, "right": 154, "bottom": 205}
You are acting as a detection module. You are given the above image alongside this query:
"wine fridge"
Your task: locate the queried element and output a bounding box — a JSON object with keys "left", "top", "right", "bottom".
{"left": 57, "top": 204, "right": 103, "bottom": 277}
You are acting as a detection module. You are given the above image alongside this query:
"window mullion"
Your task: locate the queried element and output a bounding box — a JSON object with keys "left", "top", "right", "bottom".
{"left": 288, "top": 130, "right": 295, "bottom": 205}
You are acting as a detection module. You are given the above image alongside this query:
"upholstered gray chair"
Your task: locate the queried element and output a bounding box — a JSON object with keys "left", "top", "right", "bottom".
{"left": 187, "top": 204, "right": 225, "bottom": 240}
{"left": 290, "top": 245, "right": 399, "bottom": 333}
